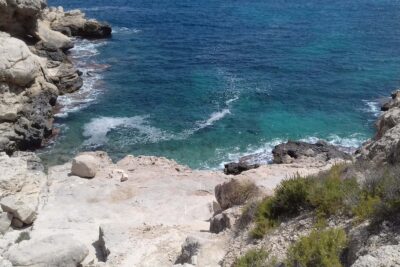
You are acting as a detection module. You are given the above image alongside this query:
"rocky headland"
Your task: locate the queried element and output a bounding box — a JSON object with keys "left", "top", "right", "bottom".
{"left": 1, "top": 1, "right": 400, "bottom": 267}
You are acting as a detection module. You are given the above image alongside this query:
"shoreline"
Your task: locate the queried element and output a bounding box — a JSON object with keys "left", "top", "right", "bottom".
{"left": 2, "top": 1, "right": 400, "bottom": 267}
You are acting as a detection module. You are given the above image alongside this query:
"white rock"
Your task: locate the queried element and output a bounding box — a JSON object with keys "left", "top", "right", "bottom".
{"left": 5, "top": 234, "right": 89, "bottom": 267}
{"left": 0, "top": 212, "right": 12, "bottom": 233}
{"left": 0, "top": 195, "right": 36, "bottom": 225}
{"left": 71, "top": 155, "right": 98, "bottom": 178}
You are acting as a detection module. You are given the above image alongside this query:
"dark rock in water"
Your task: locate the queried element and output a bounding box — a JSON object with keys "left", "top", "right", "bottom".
{"left": 224, "top": 162, "right": 260, "bottom": 175}
{"left": 272, "top": 140, "right": 352, "bottom": 164}
{"left": 79, "top": 21, "right": 112, "bottom": 39}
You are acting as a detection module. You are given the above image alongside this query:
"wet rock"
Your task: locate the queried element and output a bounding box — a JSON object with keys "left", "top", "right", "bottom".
{"left": 272, "top": 140, "right": 352, "bottom": 164}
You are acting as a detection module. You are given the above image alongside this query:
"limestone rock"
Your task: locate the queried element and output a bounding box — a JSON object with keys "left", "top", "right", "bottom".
{"left": 71, "top": 155, "right": 98, "bottom": 178}
{"left": 0, "top": 211, "right": 12, "bottom": 233}
{"left": 272, "top": 140, "right": 352, "bottom": 164}
{"left": 215, "top": 178, "right": 259, "bottom": 210}
{"left": 36, "top": 20, "right": 73, "bottom": 50}
{"left": 4, "top": 234, "right": 89, "bottom": 267}
{"left": 43, "top": 8, "right": 112, "bottom": 38}
{"left": 0, "top": 0, "right": 46, "bottom": 37}
{"left": 0, "top": 195, "right": 36, "bottom": 225}
{"left": 0, "top": 152, "right": 45, "bottom": 226}
{"left": 351, "top": 245, "right": 400, "bottom": 267}
{"left": 0, "top": 33, "right": 58, "bottom": 153}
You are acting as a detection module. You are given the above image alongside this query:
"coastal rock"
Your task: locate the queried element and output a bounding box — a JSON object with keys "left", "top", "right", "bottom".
{"left": 351, "top": 245, "right": 400, "bottom": 267}
{"left": 210, "top": 207, "right": 241, "bottom": 234}
{"left": 4, "top": 234, "right": 89, "bottom": 267}
{"left": 224, "top": 162, "right": 260, "bottom": 175}
{"left": 0, "top": 152, "right": 46, "bottom": 226}
{"left": 0, "top": 0, "right": 46, "bottom": 38}
{"left": 0, "top": 33, "right": 58, "bottom": 153}
{"left": 71, "top": 154, "right": 98, "bottom": 178}
{"left": 36, "top": 20, "right": 73, "bottom": 51}
{"left": 0, "top": 195, "right": 36, "bottom": 225}
{"left": 43, "top": 8, "right": 112, "bottom": 38}
{"left": 215, "top": 178, "right": 259, "bottom": 210}
{"left": 272, "top": 140, "right": 352, "bottom": 164}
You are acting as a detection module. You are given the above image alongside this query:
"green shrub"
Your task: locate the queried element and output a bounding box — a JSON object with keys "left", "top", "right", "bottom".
{"left": 286, "top": 228, "right": 347, "bottom": 267}
{"left": 250, "top": 164, "right": 359, "bottom": 238}
{"left": 353, "top": 195, "right": 381, "bottom": 222}
{"left": 308, "top": 173, "right": 359, "bottom": 217}
{"left": 234, "top": 249, "right": 271, "bottom": 267}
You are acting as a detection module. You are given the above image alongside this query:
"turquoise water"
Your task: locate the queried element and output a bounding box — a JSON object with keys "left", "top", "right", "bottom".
{"left": 42, "top": 0, "right": 400, "bottom": 169}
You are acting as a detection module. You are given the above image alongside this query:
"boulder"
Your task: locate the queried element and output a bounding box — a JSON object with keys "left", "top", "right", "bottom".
{"left": 0, "top": 195, "right": 36, "bottom": 225}
{"left": 214, "top": 178, "right": 259, "bottom": 210}
{"left": 210, "top": 206, "right": 242, "bottom": 234}
{"left": 4, "top": 234, "right": 89, "bottom": 267}
{"left": 71, "top": 155, "right": 98, "bottom": 178}
{"left": 272, "top": 140, "right": 352, "bottom": 164}
{"left": 224, "top": 162, "right": 259, "bottom": 175}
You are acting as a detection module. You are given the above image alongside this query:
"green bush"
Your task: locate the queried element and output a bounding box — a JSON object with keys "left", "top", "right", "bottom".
{"left": 234, "top": 249, "right": 273, "bottom": 267}
{"left": 286, "top": 228, "right": 347, "bottom": 267}
{"left": 250, "top": 164, "right": 359, "bottom": 238}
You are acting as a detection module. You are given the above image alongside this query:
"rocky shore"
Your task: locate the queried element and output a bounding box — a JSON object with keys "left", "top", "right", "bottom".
{"left": 0, "top": 0, "right": 111, "bottom": 154}
{"left": 1, "top": 1, "right": 400, "bottom": 267}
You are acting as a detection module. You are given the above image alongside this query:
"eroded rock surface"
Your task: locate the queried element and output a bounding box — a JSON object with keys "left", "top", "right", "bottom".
{"left": 272, "top": 140, "right": 352, "bottom": 164}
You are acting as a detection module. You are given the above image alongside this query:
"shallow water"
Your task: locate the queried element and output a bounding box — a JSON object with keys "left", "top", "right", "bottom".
{"left": 41, "top": 0, "right": 400, "bottom": 169}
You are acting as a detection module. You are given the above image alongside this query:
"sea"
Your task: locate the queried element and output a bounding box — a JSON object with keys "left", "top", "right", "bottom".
{"left": 40, "top": 0, "right": 400, "bottom": 169}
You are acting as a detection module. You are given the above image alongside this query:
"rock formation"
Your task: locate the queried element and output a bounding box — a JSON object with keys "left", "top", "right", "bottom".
{"left": 272, "top": 140, "right": 353, "bottom": 164}
{"left": 0, "top": 0, "right": 111, "bottom": 154}
{"left": 357, "top": 90, "right": 400, "bottom": 165}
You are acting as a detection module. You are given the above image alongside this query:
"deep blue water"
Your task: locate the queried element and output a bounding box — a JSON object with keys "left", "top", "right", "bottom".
{"left": 42, "top": 0, "right": 400, "bottom": 169}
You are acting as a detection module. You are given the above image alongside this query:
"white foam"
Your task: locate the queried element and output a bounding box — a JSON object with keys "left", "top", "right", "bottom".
{"left": 362, "top": 100, "right": 381, "bottom": 117}
{"left": 83, "top": 116, "right": 172, "bottom": 146}
{"left": 55, "top": 38, "right": 109, "bottom": 118}
{"left": 113, "top": 27, "right": 141, "bottom": 34}
{"left": 217, "top": 134, "right": 367, "bottom": 169}
{"left": 198, "top": 109, "right": 231, "bottom": 128}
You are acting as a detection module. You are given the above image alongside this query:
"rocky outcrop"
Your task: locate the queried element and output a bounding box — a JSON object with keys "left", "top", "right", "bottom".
{"left": 43, "top": 7, "right": 112, "bottom": 39}
{"left": 4, "top": 234, "right": 89, "bottom": 267}
{"left": 272, "top": 140, "right": 352, "bottom": 164}
{"left": 0, "top": 0, "right": 46, "bottom": 38}
{"left": 0, "top": 33, "right": 58, "bottom": 153}
{"left": 0, "top": 152, "right": 46, "bottom": 229}
{"left": 0, "top": 1, "right": 112, "bottom": 154}
{"left": 357, "top": 90, "right": 400, "bottom": 165}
